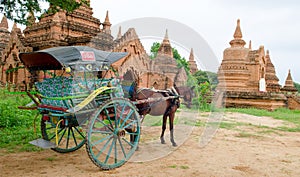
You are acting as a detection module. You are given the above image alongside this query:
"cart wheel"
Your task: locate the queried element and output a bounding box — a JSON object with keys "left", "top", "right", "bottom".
{"left": 41, "top": 115, "right": 86, "bottom": 153}
{"left": 86, "top": 98, "right": 140, "bottom": 170}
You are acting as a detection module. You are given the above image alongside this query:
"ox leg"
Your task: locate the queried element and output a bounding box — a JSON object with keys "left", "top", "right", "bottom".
{"left": 160, "top": 113, "right": 168, "bottom": 144}
{"left": 169, "top": 108, "right": 177, "bottom": 147}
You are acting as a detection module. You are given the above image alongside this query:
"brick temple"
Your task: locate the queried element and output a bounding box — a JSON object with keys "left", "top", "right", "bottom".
{"left": 216, "top": 19, "right": 300, "bottom": 110}
{"left": 0, "top": 1, "right": 197, "bottom": 90}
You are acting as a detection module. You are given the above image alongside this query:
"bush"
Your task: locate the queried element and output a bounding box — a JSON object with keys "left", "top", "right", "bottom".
{"left": 192, "top": 82, "right": 214, "bottom": 111}
{"left": 0, "top": 89, "right": 37, "bottom": 128}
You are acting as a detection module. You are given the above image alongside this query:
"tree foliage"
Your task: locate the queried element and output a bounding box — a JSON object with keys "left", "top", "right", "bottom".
{"left": 191, "top": 70, "right": 218, "bottom": 110}
{"left": 149, "top": 42, "right": 219, "bottom": 109}
{"left": 193, "top": 70, "right": 218, "bottom": 90}
{"left": 149, "top": 42, "right": 160, "bottom": 59}
{"left": 149, "top": 42, "right": 190, "bottom": 73}
{"left": 172, "top": 48, "right": 190, "bottom": 73}
{"left": 192, "top": 81, "right": 213, "bottom": 110}
{"left": 0, "top": 0, "right": 88, "bottom": 25}
{"left": 294, "top": 82, "right": 300, "bottom": 93}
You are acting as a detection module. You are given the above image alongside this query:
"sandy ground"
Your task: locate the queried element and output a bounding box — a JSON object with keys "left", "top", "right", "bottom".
{"left": 1, "top": 111, "right": 300, "bottom": 177}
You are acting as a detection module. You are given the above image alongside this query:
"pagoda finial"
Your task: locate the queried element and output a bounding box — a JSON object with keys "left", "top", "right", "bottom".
{"left": 249, "top": 40, "right": 252, "bottom": 50}
{"left": 157, "top": 29, "right": 173, "bottom": 58}
{"left": 287, "top": 69, "right": 292, "bottom": 81}
{"left": 229, "top": 19, "right": 246, "bottom": 47}
{"left": 104, "top": 10, "right": 111, "bottom": 25}
{"left": 117, "top": 26, "right": 122, "bottom": 39}
{"left": 281, "top": 69, "right": 297, "bottom": 93}
{"left": 264, "top": 49, "right": 281, "bottom": 92}
{"left": 12, "top": 22, "right": 17, "bottom": 29}
{"left": 188, "top": 48, "right": 198, "bottom": 74}
{"left": 189, "top": 48, "right": 194, "bottom": 61}
{"left": 11, "top": 22, "right": 22, "bottom": 34}
{"left": 0, "top": 15, "right": 9, "bottom": 29}
{"left": 164, "top": 29, "right": 169, "bottom": 40}
{"left": 161, "top": 29, "right": 171, "bottom": 45}
{"left": 234, "top": 19, "right": 243, "bottom": 39}
{"left": 102, "top": 10, "right": 111, "bottom": 34}
{"left": 266, "top": 50, "right": 270, "bottom": 56}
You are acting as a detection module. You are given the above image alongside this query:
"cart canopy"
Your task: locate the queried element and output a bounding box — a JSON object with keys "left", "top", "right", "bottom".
{"left": 19, "top": 46, "right": 128, "bottom": 71}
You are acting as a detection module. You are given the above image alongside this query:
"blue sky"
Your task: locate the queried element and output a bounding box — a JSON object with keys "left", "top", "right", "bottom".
{"left": 1, "top": 0, "right": 299, "bottom": 84}
{"left": 91, "top": 0, "right": 300, "bottom": 84}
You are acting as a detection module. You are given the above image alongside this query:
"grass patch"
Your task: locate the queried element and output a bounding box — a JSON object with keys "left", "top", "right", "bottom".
{"left": 45, "top": 157, "right": 56, "bottom": 162}
{"left": 168, "top": 165, "right": 177, "bottom": 168}
{"left": 204, "top": 121, "right": 245, "bottom": 130}
{"left": 257, "top": 129, "right": 281, "bottom": 135}
{"left": 226, "top": 108, "right": 300, "bottom": 124}
{"left": 0, "top": 124, "right": 42, "bottom": 152}
{"left": 142, "top": 115, "right": 162, "bottom": 126}
{"left": 276, "top": 126, "right": 300, "bottom": 132}
{"left": 167, "top": 165, "right": 189, "bottom": 169}
{"left": 195, "top": 120, "right": 205, "bottom": 127}
{"left": 142, "top": 108, "right": 199, "bottom": 127}
{"left": 235, "top": 132, "right": 262, "bottom": 139}
{"left": 219, "top": 122, "right": 239, "bottom": 129}
{"left": 180, "top": 165, "right": 189, "bottom": 169}
{"left": 0, "top": 88, "right": 43, "bottom": 152}
{"left": 226, "top": 108, "right": 300, "bottom": 132}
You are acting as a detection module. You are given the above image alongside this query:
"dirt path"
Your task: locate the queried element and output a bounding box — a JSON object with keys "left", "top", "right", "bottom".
{"left": 1, "top": 112, "right": 300, "bottom": 177}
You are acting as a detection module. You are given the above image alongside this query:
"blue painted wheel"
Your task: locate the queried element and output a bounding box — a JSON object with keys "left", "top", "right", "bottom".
{"left": 41, "top": 115, "right": 86, "bottom": 153}
{"left": 86, "top": 98, "right": 140, "bottom": 170}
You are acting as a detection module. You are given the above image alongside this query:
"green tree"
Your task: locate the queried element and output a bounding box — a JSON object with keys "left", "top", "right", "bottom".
{"left": 172, "top": 48, "right": 190, "bottom": 73}
{"left": 193, "top": 70, "right": 218, "bottom": 89}
{"left": 294, "top": 82, "right": 300, "bottom": 93}
{"left": 149, "top": 42, "right": 160, "bottom": 59}
{"left": 149, "top": 42, "right": 190, "bottom": 73}
{"left": 0, "top": 0, "right": 88, "bottom": 25}
{"left": 192, "top": 81, "right": 213, "bottom": 110}
{"left": 193, "top": 70, "right": 209, "bottom": 84}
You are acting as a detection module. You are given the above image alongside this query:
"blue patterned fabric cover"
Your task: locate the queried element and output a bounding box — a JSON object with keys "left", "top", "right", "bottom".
{"left": 35, "top": 77, "right": 124, "bottom": 109}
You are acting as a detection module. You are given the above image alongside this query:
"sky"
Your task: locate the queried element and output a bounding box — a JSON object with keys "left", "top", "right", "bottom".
{"left": 90, "top": 0, "right": 300, "bottom": 84}
{"left": 1, "top": 0, "right": 299, "bottom": 84}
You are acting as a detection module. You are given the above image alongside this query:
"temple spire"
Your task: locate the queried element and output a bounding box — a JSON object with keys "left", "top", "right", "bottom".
{"left": 285, "top": 70, "right": 294, "bottom": 87}
{"left": 117, "top": 26, "right": 122, "bottom": 40}
{"left": 264, "top": 50, "right": 281, "bottom": 92}
{"left": 161, "top": 29, "right": 170, "bottom": 45}
{"left": 157, "top": 29, "right": 173, "bottom": 58}
{"left": 189, "top": 48, "right": 194, "bottom": 61}
{"left": 249, "top": 40, "right": 252, "bottom": 50}
{"left": 102, "top": 10, "right": 111, "bottom": 34}
{"left": 104, "top": 10, "right": 111, "bottom": 25}
{"left": 234, "top": 19, "right": 242, "bottom": 39}
{"left": 164, "top": 29, "right": 169, "bottom": 40}
{"left": 0, "top": 16, "right": 9, "bottom": 29}
{"left": 12, "top": 22, "right": 17, "bottom": 29}
{"left": 281, "top": 69, "right": 298, "bottom": 93}
{"left": 188, "top": 48, "right": 198, "bottom": 74}
{"left": 229, "top": 19, "right": 246, "bottom": 48}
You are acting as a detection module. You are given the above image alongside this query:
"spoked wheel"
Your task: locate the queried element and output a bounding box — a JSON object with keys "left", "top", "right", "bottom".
{"left": 86, "top": 98, "right": 140, "bottom": 170}
{"left": 41, "top": 114, "right": 86, "bottom": 153}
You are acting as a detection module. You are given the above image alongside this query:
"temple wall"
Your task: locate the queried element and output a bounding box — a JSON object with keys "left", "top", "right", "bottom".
{"left": 224, "top": 91, "right": 287, "bottom": 111}
{"left": 286, "top": 96, "right": 300, "bottom": 110}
